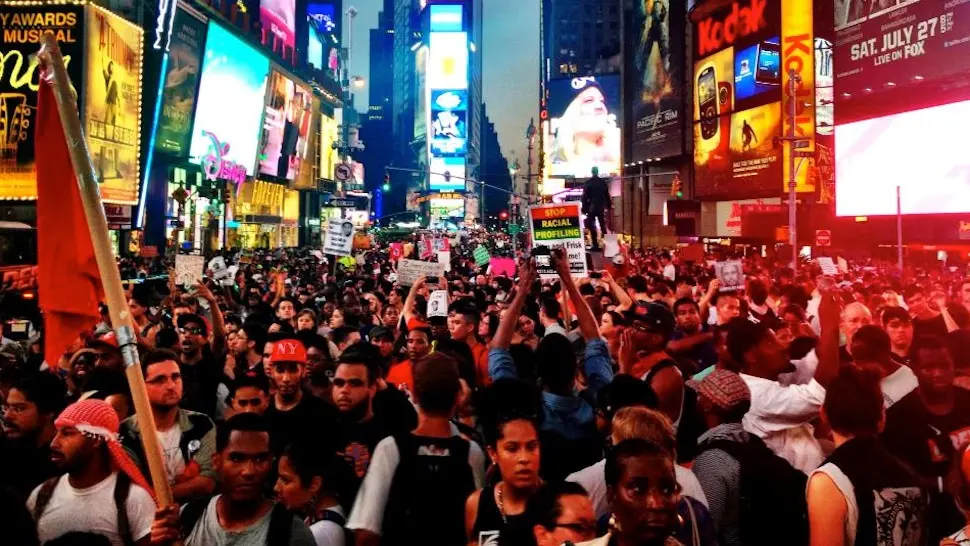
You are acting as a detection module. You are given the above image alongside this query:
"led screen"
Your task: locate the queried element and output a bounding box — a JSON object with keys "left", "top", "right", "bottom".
{"left": 734, "top": 37, "right": 780, "bottom": 102}
{"left": 430, "top": 4, "right": 463, "bottom": 32}
{"left": 307, "top": 26, "right": 324, "bottom": 70}
{"left": 430, "top": 157, "right": 465, "bottom": 191}
{"left": 428, "top": 32, "right": 468, "bottom": 89}
{"left": 258, "top": 71, "right": 313, "bottom": 179}
{"left": 430, "top": 89, "right": 468, "bottom": 157}
{"left": 189, "top": 22, "right": 270, "bottom": 175}
{"left": 261, "top": 0, "right": 296, "bottom": 49}
{"left": 544, "top": 75, "right": 621, "bottom": 177}
{"left": 835, "top": 100, "right": 970, "bottom": 216}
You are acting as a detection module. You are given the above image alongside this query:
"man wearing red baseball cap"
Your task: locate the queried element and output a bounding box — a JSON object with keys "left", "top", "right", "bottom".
{"left": 264, "top": 338, "right": 338, "bottom": 455}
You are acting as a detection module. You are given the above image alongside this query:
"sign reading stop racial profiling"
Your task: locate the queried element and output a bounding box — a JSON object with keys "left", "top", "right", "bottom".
{"left": 529, "top": 203, "right": 588, "bottom": 279}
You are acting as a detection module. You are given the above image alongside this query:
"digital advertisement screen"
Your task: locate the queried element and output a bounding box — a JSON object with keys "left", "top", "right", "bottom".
{"left": 734, "top": 37, "right": 781, "bottom": 105}
{"left": 155, "top": 7, "right": 205, "bottom": 157}
{"left": 307, "top": 27, "right": 324, "bottom": 70}
{"left": 835, "top": 0, "right": 970, "bottom": 105}
{"left": 544, "top": 75, "right": 622, "bottom": 178}
{"left": 835, "top": 100, "right": 970, "bottom": 216}
{"left": 0, "top": 4, "right": 83, "bottom": 200}
{"left": 430, "top": 90, "right": 468, "bottom": 157}
{"left": 816, "top": 37, "right": 833, "bottom": 136}
{"left": 430, "top": 4, "right": 463, "bottom": 32}
{"left": 189, "top": 22, "right": 270, "bottom": 176}
{"left": 694, "top": 101, "right": 782, "bottom": 200}
{"left": 693, "top": 47, "right": 734, "bottom": 122}
{"left": 261, "top": 0, "right": 296, "bottom": 49}
{"left": 84, "top": 6, "right": 144, "bottom": 204}
{"left": 307, "top": 2, "right": 338, "bottom": 34}
{"left": 258, "top": 71, "right": 314, "bottom": 180}
{"left": 428, "top": 32, "right": 469, "bottom": 89}
{"left": 430, "top": 157, "right": 466, "bottom": 191}
{"left": 627, "top": 0, "right": 686, "bottom": 161}
{"left": 430, "top": 198, "right": 465, "bottom": 223}
{"left": 319, "top": 114, "right": 339, "bottom": 179}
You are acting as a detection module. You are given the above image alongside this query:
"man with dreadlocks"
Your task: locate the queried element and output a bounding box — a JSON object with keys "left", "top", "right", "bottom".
{"left": 27, "top": 399, "right": 157, "bottom": 546}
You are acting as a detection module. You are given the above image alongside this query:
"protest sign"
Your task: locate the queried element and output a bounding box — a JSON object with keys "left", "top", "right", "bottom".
{"left": 529, "top": 203, "right": 587, "bottom": 279}
{"left": 397, "top": 258, "right": 447, "bottom": 286}
{"left": 323, "top": 220, "right": 355, "bottom": 257}
{"left": 474, "top": 245, "right": 490, "bottom": 266}
{"left": 428, "top": 290, "right": 449, "bottom": 317}
{"left": 437, "top": 251, "right": 452, "bottom": 271}
{"left": 389, "top": 243, "right": 404, "bottom": 261}
{"left": 714, "top": 260, "right": 745, "bottom": 291}
{"left": 837, "top": 256, "right": 849, "bottom": 274}
{"left": 175, "top": 255, "right": 204, "bottom": 286}
{"left": 818, "top": 257, "right": 838, "bottom": 276}
{"left": 489, "top": 257, "right": 516, "bottom": 277}
{"left": 208, "top": 256, "right": 230, "bottom": 282}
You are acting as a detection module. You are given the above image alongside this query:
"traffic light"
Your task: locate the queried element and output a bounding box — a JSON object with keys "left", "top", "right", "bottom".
{"left": 499, "top": 210, "right": 509, "bottom": 220}
{"left": 383, "top": 171, "right": 390, "bottom": 192}
{"left": 670, "top": 175, "right": 683, "bottom": 199}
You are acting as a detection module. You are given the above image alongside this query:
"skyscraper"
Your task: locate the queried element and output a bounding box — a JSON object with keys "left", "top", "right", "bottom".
{"left": 541, "top": 0, "right": 622, "bottom": 80}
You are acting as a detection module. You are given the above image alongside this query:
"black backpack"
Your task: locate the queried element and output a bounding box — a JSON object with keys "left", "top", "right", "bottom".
{"left": 33, "top": 473, "right": 135, "bottom": 546}
{"left": 698, "top": 435, "right": 809, "bottom": 546}
{"left": 180, "top": 497, "right": 294, "bottom": 546}
{"left": 381, "top": 433, "right": 476, "bottom": 546}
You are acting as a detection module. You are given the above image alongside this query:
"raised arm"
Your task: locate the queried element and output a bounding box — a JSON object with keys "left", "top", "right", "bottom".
{"left": 402, "top": 276, "right": 426, "bottom": 324}
{"left": 601, "top": 271, "right": 634, "bottom": 311}
{"left": 814, "top": 290, "right": 842, "bottom": 388}
{"left": 493, "top": 262, "right": 535, "bottom": 350}
{"left": 699, "top": 279, "right": 720, "bottom": 322}
{"left": 553, "top": 250, "right": 599, "bottom": 341}
{"left": 195, "top": 281, "right": 226, "bottom": 356}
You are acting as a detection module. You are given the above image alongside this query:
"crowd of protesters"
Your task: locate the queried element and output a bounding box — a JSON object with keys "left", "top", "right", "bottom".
{"left": 2, "top": 235, "right": 970, "bottom": 546}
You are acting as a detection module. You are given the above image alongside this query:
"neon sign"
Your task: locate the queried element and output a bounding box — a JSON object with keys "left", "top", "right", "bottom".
{"left": 200, "top": 131, "right": 247, "bottom": 190}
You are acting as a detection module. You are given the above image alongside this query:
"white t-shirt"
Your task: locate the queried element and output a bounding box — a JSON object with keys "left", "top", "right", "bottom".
{"left": 567, "top": 459, "right": 708, "bottom": 519}
{"left": 740, "top": 374, "right": 826, "bottom": 474}
{"left": 881, "top": 365, "right": 918, "bottom": 408}
{"left": 346, "top": 435, "right": 487, "bottom": 535}
{"left": 27, "top": 473, "right": 156, "bottom": 546}
{"left": 310, "top": 506, "right": 347, "bottom": 546}
{"left": 158, "top": 424, "right": 186, "bottom": 482}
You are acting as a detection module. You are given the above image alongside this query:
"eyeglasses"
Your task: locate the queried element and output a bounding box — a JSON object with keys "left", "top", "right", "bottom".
{"left": 178, "top": 327, "right": 205, "bottom": 336}
{"left": 332, "top": 378, "right": 367, "bottom": 388}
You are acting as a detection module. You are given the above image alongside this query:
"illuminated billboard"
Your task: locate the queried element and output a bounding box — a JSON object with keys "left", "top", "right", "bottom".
{"left": 261, "top": 0, "right": 296, "bottom": 49}
{"left": 430, "top": 158, "right": 465, "bottom": 191}
{"left": 319, "top": 113, "right": 339, "bottom": 179}
{"left": 835, "top": 100, "right": 970, "bottom": 217}
{"left": 430, "top": 4, "right": 463, "bottom": 32}
{"left": 155, "top": 7, "right": 205, "bottom": 157}
{"left": 694, "top": 102, "right": 782, "bottom": 200}
{"left": 189, "top": 22, "right": 270, "bottom": 176}
{"left": 0, "top": 4, "right": 83, "bottom": 200}
{"left": 258, "top": 71, "right": 313, "bottom": 180}
{"left": 83, "top": 5, "right": 144, "bottom": 204}
{"left": 428, "top": 32, "right": 469, "bottom": 89}
{"left": 430, "top": 90, "right": 468, "bottom": 157}
{"left": 544, "top": 75, "right": 621, "bottom": 178}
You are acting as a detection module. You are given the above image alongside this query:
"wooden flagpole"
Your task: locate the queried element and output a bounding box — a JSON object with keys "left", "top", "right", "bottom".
{"left": 38, "top": 34, "right": 177, "bottom": 512}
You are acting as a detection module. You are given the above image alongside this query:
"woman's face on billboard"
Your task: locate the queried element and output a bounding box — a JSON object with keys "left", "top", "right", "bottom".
{"left": 575, "top": 87, "right": 609, "bottom": 132}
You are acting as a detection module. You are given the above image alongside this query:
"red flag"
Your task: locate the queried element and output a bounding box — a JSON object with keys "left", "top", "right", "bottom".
{"left": 35, "top": 79, "right": 104, "bottom": 366}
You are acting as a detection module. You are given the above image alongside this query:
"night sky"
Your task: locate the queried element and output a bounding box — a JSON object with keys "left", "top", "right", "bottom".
{"left": 347, "top": 0, "right": 540, "bottom": 171}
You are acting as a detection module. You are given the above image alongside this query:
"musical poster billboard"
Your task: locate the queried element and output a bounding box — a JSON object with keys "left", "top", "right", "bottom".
{"left": 0, "top": 4, "right": 84, "bottom": 199}
{"left": 83, "top": 5, "right": 144, "bottom": 204}
{"left": 154, "top": 7, "right": 205, "bottom": 157}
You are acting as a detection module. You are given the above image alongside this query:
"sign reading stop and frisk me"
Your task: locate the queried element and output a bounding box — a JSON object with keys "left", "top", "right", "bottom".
{"left": 529, "top": 203, "right": 587, "bottom": 279}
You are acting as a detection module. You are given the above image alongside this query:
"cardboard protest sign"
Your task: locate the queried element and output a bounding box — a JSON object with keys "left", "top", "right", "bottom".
{"left": 175, "top": 255, "right": 204, "bottom": 286}
{"left": 397, "top": 258, "right": 447, "bottom": 286}
{"left": 529, "top": 203, "right": 587, "bottom": 279}
{"left": 818, "top": 257, "right": 838, "bottom": 276}
{"left": 437, "top": 251, "right": 452, "bottom": 271}
{"left": 323, "top": 220, "right": 355, "bottom": 257}
{"left": 474, "top": 245, "right": 490, "bottom": 266}
{"left": 489, "top": 257, "right": 516, "bottom": 277}
{"left": 714, "top": 260, "right": 745, "bottom": 291}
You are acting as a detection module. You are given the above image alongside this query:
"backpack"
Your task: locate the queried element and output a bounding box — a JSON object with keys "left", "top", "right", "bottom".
{"left": 319, "top": 509, "right": 353, "bottom": 546}
{"left": 180, "top": 497, "right": 294, "bottom": 546}
{"left": 698, "top": 435, "right": 809, "bottom": 546}
{"left": 381, "top": 433, "right": 476, "bottom": 546}
{"left": 33, "top": 473, "right": 135, "bottom": 546}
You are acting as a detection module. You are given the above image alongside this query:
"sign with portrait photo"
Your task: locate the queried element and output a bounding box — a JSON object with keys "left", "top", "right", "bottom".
{"left": 715, "top": 260, "right": 745, "bottom": 291}
{"left": 323, "top": 220, "right": 355, "bottom": 257}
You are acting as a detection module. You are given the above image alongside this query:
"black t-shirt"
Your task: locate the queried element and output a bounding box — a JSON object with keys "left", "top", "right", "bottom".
{"left": 882, "top": 388, "right": 970, "bottom": 481}
{"left": 180, "top": 349, "right": 225, "bottom": 418}
{"left": 0, "top": 438, "right": 57, "bottom": 502}
{"left": 913, "top": 313, "right": 948, "bottom": 340}
{"left": 265, "top": 393, "right": 339, "bottom": 456}
{"left": 335, "top": 417, "right": 392, "bottom": 499}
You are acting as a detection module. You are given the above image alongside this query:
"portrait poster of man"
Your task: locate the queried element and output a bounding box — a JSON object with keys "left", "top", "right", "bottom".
{"left": 83, "top": 6, "right": 143, "bottom": 204}
{"left": 715, "top": 260, "right": 745, "bottom": 291}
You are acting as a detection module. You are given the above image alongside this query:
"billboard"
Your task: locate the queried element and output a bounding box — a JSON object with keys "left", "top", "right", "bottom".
{"left": 307, "top": 26, "right": 324, "bottom": 70}
{"left": 154, "top": 7, "right": 205, "bottom": 157}
{"left": 84, "top": 6, "right": 144, "bottom": 204}
{"left": 835, "top": 100, "right": 970, "bottom": 217}
{"left": 319, "top": 113, "right": 338, "bottom": 179}
{"left": 781, "top": 0, "right": 815, "bottom": 194}
{"left": 258, "top": 71, "right": 314, "bottom": 180}
{"left": 628, "top": 0, "right": 686, "bottom": 160}
{"left": 430, "top": 89, "right": 468, "bottom": 157}
{"left": 261, "top": 0, "right": 296, "bottom": 50}
{"left": 430, "top": 4, "right": 464, "bottom": 32}
{"left": 189, "top": 22, "right": 270, "bottom": 176}
{"left": 430, "top": 157, "right": 465, "bottom": 191}
{"left": 427, "top": 32, "right": 469, "bottom": 89}
{"left": 307, "top": 2, "right": 339, "bottom": 78}
{"left": 0, "top": 4, "right": 83, "bottom": 199}
{"left": 545, "top": 75, "right": 622, "bottom": 178}
{"left": 835, "top": 0, "right": 970, "bottom": 111}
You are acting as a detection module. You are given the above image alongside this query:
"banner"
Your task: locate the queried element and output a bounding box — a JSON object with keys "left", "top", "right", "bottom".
{"left": 0, "top": 5, "right": 84, "bottom": 199}
{"left": 83, "top": 6, "right": 143, "bottom": 204}
{"left": 397, "top": 258, "right": 447, "bottom": 286}
{"left": 628, "top": 0, "right": 686, "bottom": 160}
{"left": 529, "top": 203, "right": 588, "bottom": 279}
{"left": 781, "top": 0, "right": 815, "bottom": 193}
{"left": 154, "top": 7, "right": 205, "bottom": 157}
{"left": 323, "top": 219, "right": 354, "bottom": 256}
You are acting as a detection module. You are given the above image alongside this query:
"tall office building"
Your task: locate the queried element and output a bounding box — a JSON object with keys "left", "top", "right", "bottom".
{"left": 540, "top": 0, "right": 622, "bottom": 80}
{"left": 480, "top": 104, "right": 513, "bottom": 217}
{"left": 359, "top": 0, "right": 399, "bottom": 215}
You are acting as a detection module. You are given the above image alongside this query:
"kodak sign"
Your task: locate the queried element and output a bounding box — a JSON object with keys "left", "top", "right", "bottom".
{"left": 781, "top": 0, "right": 815, "bottom": 193}
{"left": 696, "top": 0, "right": 768, "bottom": 57}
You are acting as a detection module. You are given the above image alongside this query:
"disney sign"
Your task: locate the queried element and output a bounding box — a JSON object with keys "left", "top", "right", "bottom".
{"left": 200, "top": 131, "right": 247, "bottom": 190}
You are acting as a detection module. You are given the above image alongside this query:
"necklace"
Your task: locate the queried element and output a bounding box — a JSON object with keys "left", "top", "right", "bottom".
{"left": 496, "top": 482, "right": 508, "bottom": 524}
